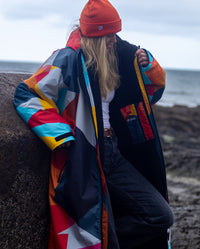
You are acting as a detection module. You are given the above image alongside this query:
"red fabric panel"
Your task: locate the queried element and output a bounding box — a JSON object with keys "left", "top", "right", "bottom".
{"left": 28, "top": 108, "right": 64, "bottom": 128}
{"left": 137, "top": 102, "right": 154, "bottom": 140}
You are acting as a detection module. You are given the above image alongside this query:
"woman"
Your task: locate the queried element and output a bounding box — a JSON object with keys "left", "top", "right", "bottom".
{"left": 14, "top": 0, "right": 173, "bottom": 248}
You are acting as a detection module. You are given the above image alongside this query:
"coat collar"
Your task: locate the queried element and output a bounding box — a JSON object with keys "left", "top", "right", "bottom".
{"left": 66, "top": 28, "right": 81, "bottom": 52}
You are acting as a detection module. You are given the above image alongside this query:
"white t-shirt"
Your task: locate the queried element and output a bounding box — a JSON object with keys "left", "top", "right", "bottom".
{"left": 102, "top": 90, "right": 115, "bottom": 129}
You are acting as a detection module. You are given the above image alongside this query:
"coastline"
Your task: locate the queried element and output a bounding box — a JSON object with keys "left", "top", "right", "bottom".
{"left": 153, "top": 104, "right": 200, "bottom": 249}
{"left": 1, "top": 72, "right": 200, "bottom": 248}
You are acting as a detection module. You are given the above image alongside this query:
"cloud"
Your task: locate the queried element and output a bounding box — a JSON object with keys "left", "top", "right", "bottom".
{"left": 2, "top": 0, "right": 200, "bottom": 39}
{"left": 113, "top": 0, "right": 200, "bottom": 38}
{"left": 1, "top": 0, "right": 84, "bottom": 22}
{"left": 0, "top": 0, "right": 200, "bottom": 69}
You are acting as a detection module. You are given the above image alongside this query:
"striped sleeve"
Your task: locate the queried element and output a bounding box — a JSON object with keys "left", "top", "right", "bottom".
{"left": 14, "top": 49, "right": 76, "bottom": 151}
{"left": 140, "top": 51, "right": 166, "bottom": 105}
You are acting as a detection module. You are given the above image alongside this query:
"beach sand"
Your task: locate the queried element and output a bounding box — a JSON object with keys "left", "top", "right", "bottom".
{"left": 1, "top": 72, "right": 200, "bottom": 248}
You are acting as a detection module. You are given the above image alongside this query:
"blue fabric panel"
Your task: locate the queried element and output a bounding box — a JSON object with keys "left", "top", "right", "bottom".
{"left": 57, "top": 88, "right": 68, "bottom": 114}
{"left": 151, "top": 88, "right": 164, "bottom": 105}
{"left": 32, "top": 122, "right": 72, "bottom": 138}
{"left": 81, "top": 54, "right": 90, "bottom": 88}
{"left": 127, "top": 115, "right": 146, "bottom": 144}
{"left": 14, "top": 82, "right": 39, "bottom": 107}
{"left": 77, "top": 203, "right": 101, "bottom": 240}
{"left": 60, "top": 136, "right": 75, "bottom": 144}
{"left": 140, "top": 72, "right": 152, "bottom": 86}
{"left": 52, "top": 48, "right": 79, "bottom": 92}
{"left": 16, "top": 106, "right": 38, "bottom": 124}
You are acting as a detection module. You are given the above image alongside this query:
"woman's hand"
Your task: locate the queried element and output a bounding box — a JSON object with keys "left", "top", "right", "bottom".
{"left": 55, "top": 141, "right": 71, "bottom": 150}
{"left": 135, "top": 49, "right": 149, "bottom": 67}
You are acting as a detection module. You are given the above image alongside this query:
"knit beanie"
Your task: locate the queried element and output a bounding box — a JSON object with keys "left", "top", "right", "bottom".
{"left": 80, "top": 0, "right": 121, "bottom": 37}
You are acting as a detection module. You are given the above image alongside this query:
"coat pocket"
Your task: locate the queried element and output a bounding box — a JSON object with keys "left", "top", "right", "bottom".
{"left": 120, "top": 102, "right": 154, "bottom": 144}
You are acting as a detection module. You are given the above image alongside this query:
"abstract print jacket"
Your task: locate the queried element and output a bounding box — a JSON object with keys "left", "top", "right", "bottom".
{"left": 14, "top": 30, "right": 166, "bottom": 249}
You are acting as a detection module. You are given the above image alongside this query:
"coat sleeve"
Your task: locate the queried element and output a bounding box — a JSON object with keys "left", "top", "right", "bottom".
{"left": 140, "top": 51, "right": 166, "bottom": 105}
{"left": 14, "top": 48, "right": 78, "bottom": 151}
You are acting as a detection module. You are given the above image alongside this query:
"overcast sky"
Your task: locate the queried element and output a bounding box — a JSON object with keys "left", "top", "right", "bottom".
{"left": 0, "top": 0, "right": 200, "bottom": 70}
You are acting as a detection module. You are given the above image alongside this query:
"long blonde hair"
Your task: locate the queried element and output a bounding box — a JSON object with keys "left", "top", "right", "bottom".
{"left": 81, "top": 35, "right": 120, "bottom": 98}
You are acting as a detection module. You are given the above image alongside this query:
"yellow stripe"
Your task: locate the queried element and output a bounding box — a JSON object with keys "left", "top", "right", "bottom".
{"left": 51, "top": 66, "right": 58, "bottom": 70}
{"left": 130, "top": 104, "right": 137, "bottom": 116}
{"left": 92, "top": 106, "right": 98, "bottom": 138}
{"left": 35, "top": 84, "right": 59, "bottom": 112}
{"left": 39, "top": 99, "right": 56, "bottom": 110}
{"left": 134, "top": 57, "right": 151, "bottom": 115}
{"left": 40, "top": 136, "right": 67, "bottom": 151}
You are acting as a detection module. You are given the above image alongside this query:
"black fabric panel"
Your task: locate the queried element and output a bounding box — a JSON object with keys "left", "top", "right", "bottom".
{"left": 55, "top": 132, "right": 73, "bottom": 142}
{"left": 52, "top": 48, "right": 79, "bottom": 91}
{"left": 111, "top": 37, "right": 169, "bottom": 246}
{"left": 87, "top": 65, "right": 105, "bottom": 167}
{"left": 133, "top": 233, "right": 168, "bottom": 249}
{"left": 54, "top": 127, "right": 99, "bottom": 221}
{"left": 110, "top": 36, "right": 167, "bottom": 196}
{"left": 110, "top": 36, "right": 142, "bottom": 166}
{"left": 129, "top": 140, "right": 166, "bottom": 196}
{"left": 115, "top": 36, "right": 141, "bottom": 106}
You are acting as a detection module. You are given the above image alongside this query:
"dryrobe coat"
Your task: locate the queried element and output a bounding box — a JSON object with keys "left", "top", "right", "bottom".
{"left": 14, "top": 30, "right": 167, "bottom": 249}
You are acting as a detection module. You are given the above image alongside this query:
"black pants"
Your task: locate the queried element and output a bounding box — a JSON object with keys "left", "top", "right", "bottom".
{"left": 103, "top": 134, "right": 174, "bottom": 249}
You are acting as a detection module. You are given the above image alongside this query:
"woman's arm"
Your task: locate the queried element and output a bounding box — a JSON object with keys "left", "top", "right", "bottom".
{"left": 135, "top": 49, "right": 166, "bottom": 105}
{"left": 14, "top": 48, "right": 78, "bottom": 151}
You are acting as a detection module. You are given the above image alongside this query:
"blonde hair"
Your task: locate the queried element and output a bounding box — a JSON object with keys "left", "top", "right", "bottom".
{"left": 81, "top": 35, "right": 120, "bottom": 98}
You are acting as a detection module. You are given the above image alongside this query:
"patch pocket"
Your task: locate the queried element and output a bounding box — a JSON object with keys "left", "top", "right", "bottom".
{"left": 120, "top": 102, "right": 154, "bottom": 144}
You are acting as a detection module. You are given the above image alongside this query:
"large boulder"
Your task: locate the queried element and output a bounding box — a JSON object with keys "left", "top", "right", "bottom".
{"left": 0, "top": 73, "right": 51, "bottom": 249}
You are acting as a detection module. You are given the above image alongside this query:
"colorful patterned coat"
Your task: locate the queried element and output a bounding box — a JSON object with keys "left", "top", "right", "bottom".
{"left": 14, "top": 30, "right": 167, "bottom": 249}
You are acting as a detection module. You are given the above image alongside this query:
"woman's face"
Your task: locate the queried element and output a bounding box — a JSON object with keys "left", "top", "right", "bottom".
{"left": 106, "top": 34, "right": 117, "bottom": 50}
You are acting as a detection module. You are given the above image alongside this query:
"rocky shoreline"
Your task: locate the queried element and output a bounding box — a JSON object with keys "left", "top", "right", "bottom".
{"left": 1, "top": 72, "right": 200, "bottom": 248}
{"left": 153, "top": 105, "right": 200, "bottom": 249}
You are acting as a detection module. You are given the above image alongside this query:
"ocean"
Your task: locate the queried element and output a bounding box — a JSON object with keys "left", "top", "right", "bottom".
{"left": 161, "top": 69, "right": 200, "bottom": 107}
{"left": 0, "top": 60, "right": 200, "bottom": 107}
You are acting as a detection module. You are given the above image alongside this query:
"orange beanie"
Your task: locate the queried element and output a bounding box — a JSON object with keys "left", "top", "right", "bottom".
{"left": 80, "top": 0, "right": 122, "bottom": 37}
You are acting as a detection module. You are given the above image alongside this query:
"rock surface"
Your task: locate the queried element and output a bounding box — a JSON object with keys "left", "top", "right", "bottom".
{"left": 153, "top": 105, "right": 200, "bottom": 249}
{"left": 0, "top": 73, "right": 51, "bottom": 249}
